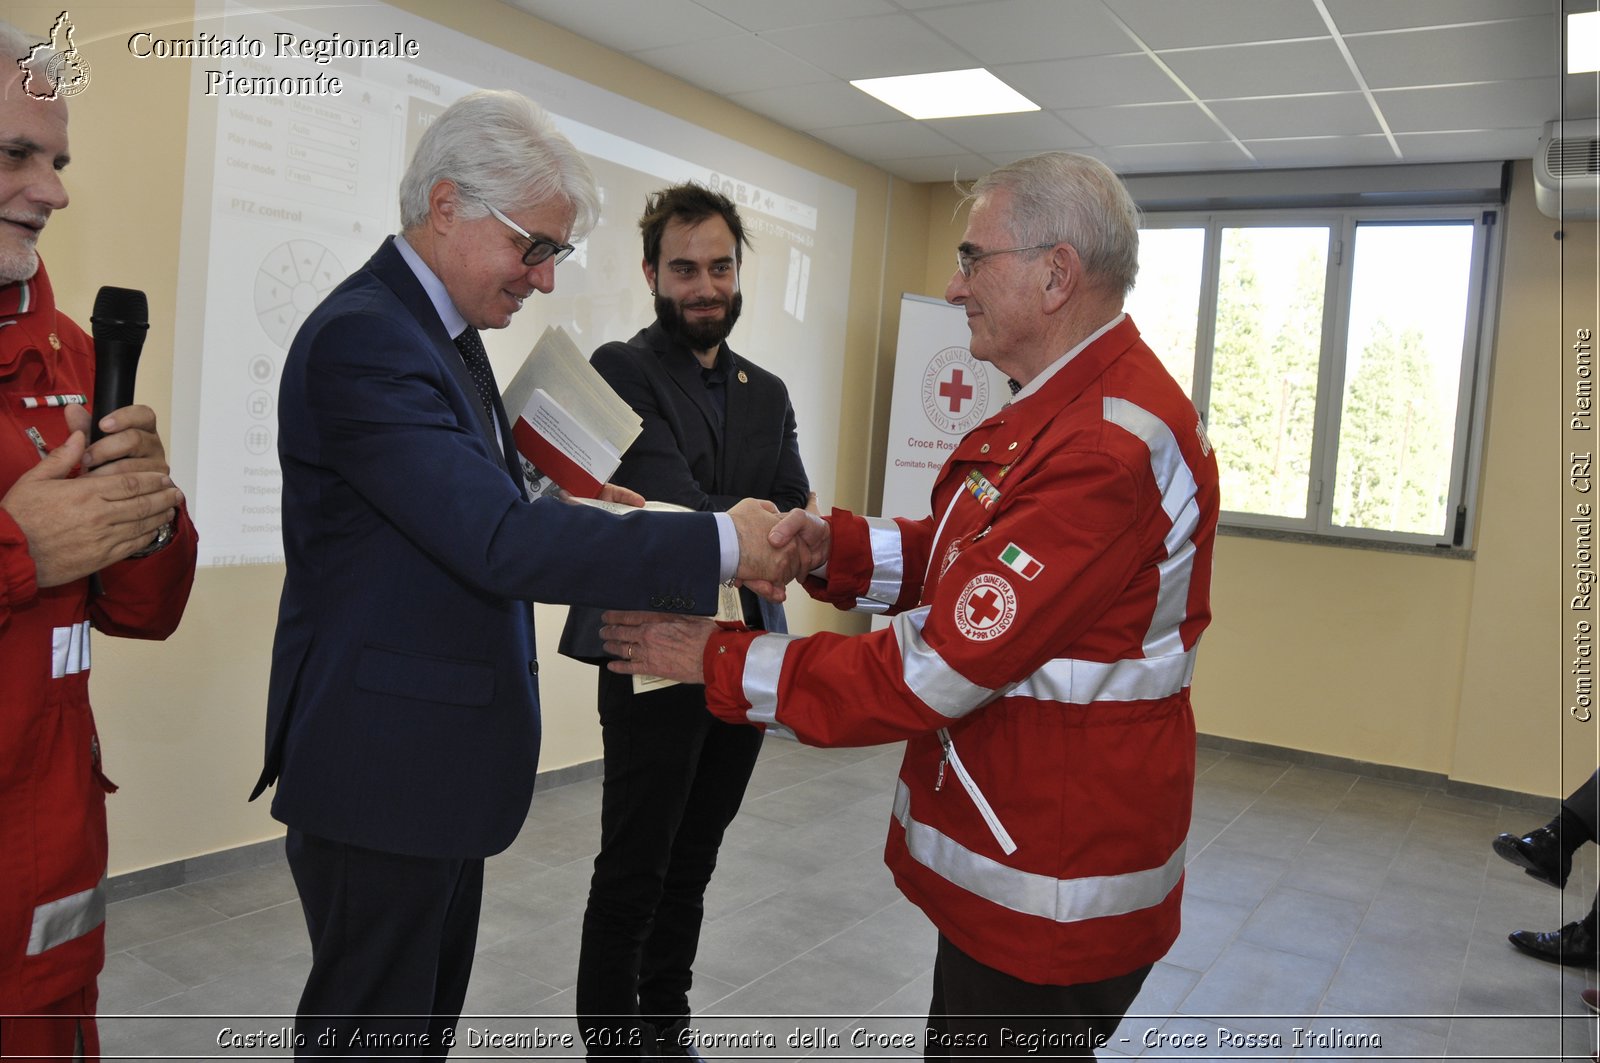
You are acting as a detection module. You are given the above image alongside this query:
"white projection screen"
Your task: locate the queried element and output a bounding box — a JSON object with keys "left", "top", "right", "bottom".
{"left": 170, "top": 0, "right": 855, "bottom": 567}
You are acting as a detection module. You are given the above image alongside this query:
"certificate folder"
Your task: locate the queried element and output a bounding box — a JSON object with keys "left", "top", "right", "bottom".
{"left": 501, "top": 326, "right": 642, "bottom": 499}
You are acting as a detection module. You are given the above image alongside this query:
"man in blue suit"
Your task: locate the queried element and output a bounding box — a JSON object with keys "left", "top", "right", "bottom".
{"left": 250, "top": 90, "right": 797, "bottom": 1058}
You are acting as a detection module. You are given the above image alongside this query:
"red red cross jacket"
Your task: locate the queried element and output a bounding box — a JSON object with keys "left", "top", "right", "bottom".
{"left": 0, "top": 260, "right": 198, "bottom": 1008}
{"left": 702, "top": 316, "right": 1219, "bottom": 986}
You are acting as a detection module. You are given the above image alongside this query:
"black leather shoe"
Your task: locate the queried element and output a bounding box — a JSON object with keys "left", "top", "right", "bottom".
{"left": 1493, "top": 827, "right": 1571, "bottom": 888}
{"left": 1508, "top": 921, "right": 1600, "bottom": 967}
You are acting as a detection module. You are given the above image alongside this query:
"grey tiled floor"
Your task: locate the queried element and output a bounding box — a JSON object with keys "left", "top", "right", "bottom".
{"left": 98, "top": 741, "right": 1600, "bottom": 1060}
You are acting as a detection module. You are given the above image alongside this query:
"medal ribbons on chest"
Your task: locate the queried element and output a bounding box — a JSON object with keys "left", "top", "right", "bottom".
{"left": 963, "top": 468, "right": 1001, "bottom": 509}
{"left": 961, "top": 456, "right": 1019, "bottom": 508}
{"left": 937, "top": 463, "right": 1014, "bottom": 578}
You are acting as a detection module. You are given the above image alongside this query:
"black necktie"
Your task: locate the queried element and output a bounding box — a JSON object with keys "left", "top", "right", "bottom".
{"left": 453, "top": 326, "right": 500, "bottom": 423}
{"left": 1007, "top": 378, "right": 1022, "bottom": 395}
{"left": 453, "top": 327, "right": 523, "bottom": 492}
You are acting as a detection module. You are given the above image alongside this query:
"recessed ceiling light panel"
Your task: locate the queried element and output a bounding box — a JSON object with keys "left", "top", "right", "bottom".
{"left": 1571, "top": 11, "right": 1600, "bottom": 74}
{"left": 850, "top": 68, "right": 1040, "bottom": 120}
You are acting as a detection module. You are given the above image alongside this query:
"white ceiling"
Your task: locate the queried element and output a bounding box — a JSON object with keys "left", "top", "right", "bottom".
{"left": 503, "top": 0, "right": 1592, "bottom": 182}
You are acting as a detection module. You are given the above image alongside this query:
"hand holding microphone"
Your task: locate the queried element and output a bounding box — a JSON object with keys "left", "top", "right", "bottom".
{"left": 90, "top": 286, "right": 148, "bottom": 441}
{"left": 0, "top": 285, "right": 182, "bottom": 582}
{"left": 82, "top": 285, "right": 178, "bottom": 562}
{"left": 83, "top": 286, "right": 168, "bottom": 476}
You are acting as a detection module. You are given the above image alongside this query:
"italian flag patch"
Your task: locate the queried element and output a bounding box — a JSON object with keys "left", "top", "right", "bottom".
{"left": 999, "top": 543, "right": 1043, "bottom": 581}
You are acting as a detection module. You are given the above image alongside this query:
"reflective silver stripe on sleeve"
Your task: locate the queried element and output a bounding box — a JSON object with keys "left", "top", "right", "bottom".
{"left": 1103, "top": 397, "right": 1203, "bottom": 658}
{"left": 853, "top": 596, "right": 893, "bottom": 615}
{"left": 1007, "top": 648, "right": 1197, "bottom": 705}
{"left": 27, "top": 876, "right": 107, "bottom": 956}
{"left": 51, "top": 622, "right": 92, "bottom": 679}
{"left": 891, "top": 607, "right": 997, "bottom": 719}
{"left": 862, "top": 516, "right": 904, "bottom": 609}
{"left": 894, "top": 781, "right": 1183, "bottom": 923}
{"left": 741, "top": 633, "right": 802, "bottom": 727}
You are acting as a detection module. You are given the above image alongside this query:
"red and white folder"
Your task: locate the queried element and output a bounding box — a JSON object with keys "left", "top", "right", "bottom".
{"left": 499, "top": 326, "right": 642, "bottom": 500}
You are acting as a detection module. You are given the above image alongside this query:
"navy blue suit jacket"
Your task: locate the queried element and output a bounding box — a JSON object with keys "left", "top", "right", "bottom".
{"left": 252, "top": 239, "right": 721, "bottom": 859}
{"left": 559, "top": 322, "right": 809, "bottom": 660}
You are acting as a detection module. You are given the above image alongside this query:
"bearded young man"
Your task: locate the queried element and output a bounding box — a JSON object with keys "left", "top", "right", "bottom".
{"left": 560, "top": 183, "right": 809, "bottom": 1059}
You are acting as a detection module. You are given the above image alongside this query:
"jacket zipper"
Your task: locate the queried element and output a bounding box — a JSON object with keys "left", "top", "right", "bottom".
{"left": 936, "top": 727, "right": 1018, "bottom": 855}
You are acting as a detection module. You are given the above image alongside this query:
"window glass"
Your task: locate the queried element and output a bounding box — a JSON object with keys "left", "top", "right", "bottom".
{"left": 1208, "top": 227, "right": 1329, "bottom": 520}
{"left": 1129, "top": 207, "right": 1492, "bottom": 547}
{"left": 1331, "top": 223, "right": 1473, "bottom": 536}
{"left": 1127, "top": 227, "right": 1204, "bottom": 396}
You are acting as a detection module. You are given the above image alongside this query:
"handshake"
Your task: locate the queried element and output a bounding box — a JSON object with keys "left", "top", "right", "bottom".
{"left": 600, "top": 493, "right": 829, "bottom": 686}
{"left": 726, "top": 494, "right": 829, "bottom": 602}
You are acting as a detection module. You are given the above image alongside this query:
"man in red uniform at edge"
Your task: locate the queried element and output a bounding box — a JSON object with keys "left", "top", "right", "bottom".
{"left": 602, "top": 152, "right": 1219, "bottom": 1059}
{"left": 0, "top": 24, "right": 198, "bottom": 1061}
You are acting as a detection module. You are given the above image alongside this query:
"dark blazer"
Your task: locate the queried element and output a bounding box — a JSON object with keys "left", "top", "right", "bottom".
{"left": 560, "top": 321, "right": 809, "bottom": 660}
{"left": 252, "top": 239, "right": 722, "bottom": 859}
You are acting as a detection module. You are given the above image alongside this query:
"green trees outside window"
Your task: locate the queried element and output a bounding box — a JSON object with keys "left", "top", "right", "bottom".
{"left": 1124, "top": 210, "right": 1492, "bottom": 547}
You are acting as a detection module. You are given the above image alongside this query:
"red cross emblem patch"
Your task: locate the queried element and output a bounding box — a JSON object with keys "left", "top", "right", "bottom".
{"left": 953, "top": 573, "right": 1018, "bottom": 641}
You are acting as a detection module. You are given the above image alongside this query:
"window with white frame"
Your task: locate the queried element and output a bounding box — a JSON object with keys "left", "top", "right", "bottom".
{"left": 1123, "top": 207, "right": 1498, "bottom": 549}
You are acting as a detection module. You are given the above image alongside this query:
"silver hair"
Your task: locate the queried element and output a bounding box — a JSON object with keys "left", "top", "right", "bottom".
{"left": 398, "top": 89, "right": 598, "bottom": 238}
{"left": 966, "top": 152, "right": 1141, "bottom": 296}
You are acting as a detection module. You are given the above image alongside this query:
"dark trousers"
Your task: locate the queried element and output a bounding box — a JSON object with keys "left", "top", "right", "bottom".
{"left": 576, "top": 670, "right": 763, "bottom": 1057}
{"left": 286, "top": 830, "right": 484, "bottom": 1060}
{"left": 1565, "top": 771, "right": 1600, "bottom": 926}
{"left": 1566, "top": 769, "right": 1600, "bottom": 841}
{"left": 924, "top": 935, "right": 1150, "bottom": 1060}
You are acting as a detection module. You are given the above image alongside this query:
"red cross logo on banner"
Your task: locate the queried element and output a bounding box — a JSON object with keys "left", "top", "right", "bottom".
{"left": 939, "top": 368, "right": 974, "bottom": 414}
{"left": 938, "top": 366, "right": 976, "bottom": 416}
{"left": 954, "top": 573, "right": 1017, "bottom": 641}
{"left": 921, "top": 346, "right": 989, "bottom": 436}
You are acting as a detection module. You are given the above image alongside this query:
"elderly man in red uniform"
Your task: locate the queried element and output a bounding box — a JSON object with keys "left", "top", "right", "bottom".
{"left": 0, "top": 23, "right": 197, "bottom": 1060}
{"left": 603, "top": 152, "right": 1219, "bottom": 1059}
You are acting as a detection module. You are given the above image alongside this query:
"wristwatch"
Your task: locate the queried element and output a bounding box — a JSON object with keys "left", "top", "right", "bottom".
{"left": 129, "top": 519, "right": 175, "bottom": 559}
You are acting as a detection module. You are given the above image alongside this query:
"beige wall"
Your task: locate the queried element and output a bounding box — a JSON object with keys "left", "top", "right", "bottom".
{"left": 1455, "top": 163, "right": 1597, "bottom": 797}
{"left": 14, "top": 0, "right": 1585, "bottom": 875}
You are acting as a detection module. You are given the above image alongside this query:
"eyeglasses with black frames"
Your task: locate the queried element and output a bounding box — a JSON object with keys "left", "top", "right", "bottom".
{"left": 482, "top": 201, "right": 576, "bottom": 268}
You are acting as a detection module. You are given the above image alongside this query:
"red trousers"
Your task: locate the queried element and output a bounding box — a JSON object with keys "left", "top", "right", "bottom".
{"left": 1, "top": 983, "right": 99, "bottom": 1061}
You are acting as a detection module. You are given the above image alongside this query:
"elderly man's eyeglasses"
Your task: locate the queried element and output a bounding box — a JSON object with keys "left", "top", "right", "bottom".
{"left": 483, "top": 202, "right": 576, "bottom": 268}
{"left": 955, "top": 242, "right": 1054, "bottom": 279}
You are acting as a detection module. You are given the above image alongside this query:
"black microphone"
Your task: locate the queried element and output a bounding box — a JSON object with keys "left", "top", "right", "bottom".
{"left": 90, "top": 286, "right": 150, "bottom": 442}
